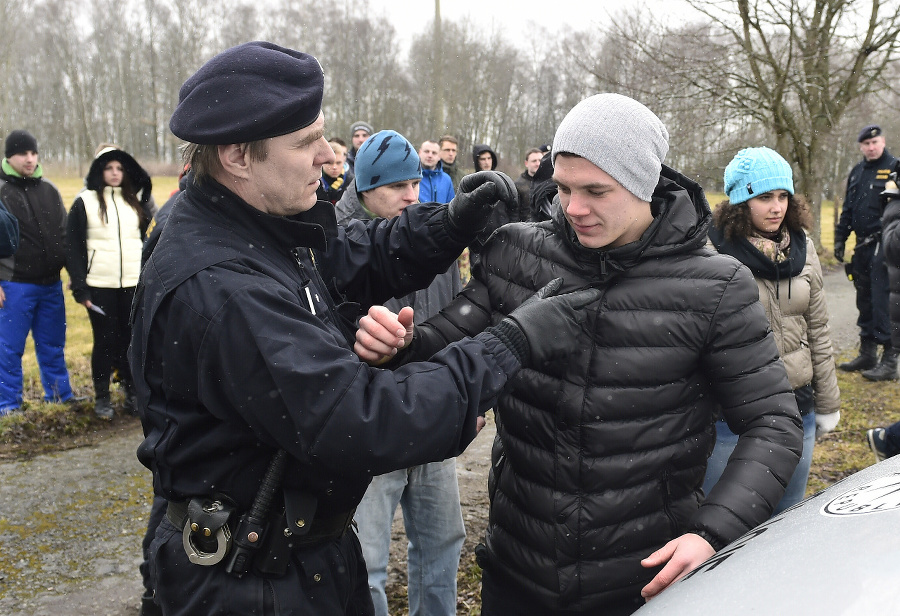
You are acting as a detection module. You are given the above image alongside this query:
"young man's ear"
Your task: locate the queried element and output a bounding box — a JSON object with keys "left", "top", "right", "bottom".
{"left": 218, "top": 144, "right": 251, "bottom": 179}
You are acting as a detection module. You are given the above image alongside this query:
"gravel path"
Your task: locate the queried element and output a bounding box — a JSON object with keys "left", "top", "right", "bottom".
{"left": 0, "top": 267, "right": 859, "bottom": 614}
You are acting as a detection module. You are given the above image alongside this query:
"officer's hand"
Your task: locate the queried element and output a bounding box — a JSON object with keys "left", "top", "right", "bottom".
{"left": 815, "top": 410, "right": 840, "bottom": 438}
{"left": 833, "top": 240, "right": 845, "bottom": 263}
{"left": 0, "top": 285, "right": 5, "bottom": 308}
{"left": 446, "top": 171, "right": 517, "bottom": 240}
{"left": 497, "top": 278, "right": 600, "bottom": 368}
{"left": 354, "top": 306, "right": 414, "bottom": 365}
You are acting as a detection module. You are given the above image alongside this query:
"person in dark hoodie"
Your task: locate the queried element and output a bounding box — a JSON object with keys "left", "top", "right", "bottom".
{"left": 702, "top": 147, "right": 840, "bottom": 514}
{"left": 67, "top": 145, "right": 155, "bottom": 419}
{"left": 0, "top": 130, "right": 76, "bottom": 413}
{"left": 355, "top": 94, "right": 803, "bottom": 615}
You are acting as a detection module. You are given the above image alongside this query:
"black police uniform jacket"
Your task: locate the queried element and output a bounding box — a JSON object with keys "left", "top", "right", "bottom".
{"left": 836, "top": 149, "right": 897, "bottom": 243}
{"left": 130, "top": 177, "right": 519, "bottom": 519}
{"left": 407, "top": 166, "right": 803, "bottom": 611}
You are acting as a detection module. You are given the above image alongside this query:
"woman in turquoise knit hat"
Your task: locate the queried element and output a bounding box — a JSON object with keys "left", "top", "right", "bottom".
{"left": 702, "top": 147, "right": 841, "bottom": 513}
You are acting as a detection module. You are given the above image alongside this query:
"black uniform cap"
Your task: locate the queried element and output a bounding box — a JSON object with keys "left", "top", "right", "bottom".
{"left": 170, "top": 41, "right": 325, "bottom": 145}
{"left": 858, "top": 125, "right": 882, "bottom": 142}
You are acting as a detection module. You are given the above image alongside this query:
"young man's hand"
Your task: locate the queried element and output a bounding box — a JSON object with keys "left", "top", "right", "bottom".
{"left": 354, "top": 306, "right": 414, "bottom": 364}
{"left": 639, "top": 533, "right": 714, "bottom": 601}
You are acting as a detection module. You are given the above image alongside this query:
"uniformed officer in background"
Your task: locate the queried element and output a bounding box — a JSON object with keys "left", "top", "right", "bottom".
{"left": 131, "top": 41, "right": 599, "bottom": 615}
{"left": 835, "top": 124, "right": 898, "bottom": 379}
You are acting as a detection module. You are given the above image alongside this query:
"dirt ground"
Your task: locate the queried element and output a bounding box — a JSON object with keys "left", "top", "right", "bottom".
{"left": 0, "top": 267, "right": 859, "bottom": 615}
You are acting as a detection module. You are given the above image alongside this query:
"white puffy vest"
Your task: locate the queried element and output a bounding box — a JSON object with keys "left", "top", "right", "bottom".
{"left": 80, "top": 187, "right": 143, "bottom": 288}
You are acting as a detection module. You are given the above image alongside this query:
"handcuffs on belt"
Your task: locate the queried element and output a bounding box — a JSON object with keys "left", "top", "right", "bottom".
{"left": 178, "top": 498, "right": 235, "bottom": 566}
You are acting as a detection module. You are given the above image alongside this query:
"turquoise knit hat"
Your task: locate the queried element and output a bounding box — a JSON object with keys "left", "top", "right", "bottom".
{"left": 354, "top": 130, "right": 422, "bottom": 192}
{"left": 724, "top": 147, "right": 794, "bottom": 205}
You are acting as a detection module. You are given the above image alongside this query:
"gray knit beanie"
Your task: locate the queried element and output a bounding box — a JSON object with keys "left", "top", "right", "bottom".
{"left": 552, "top": 93, "right": 669, "bottom": 202}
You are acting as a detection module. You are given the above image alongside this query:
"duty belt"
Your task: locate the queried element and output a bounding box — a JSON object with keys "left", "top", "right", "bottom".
{"left": 166, "top": 500, "right": 356, "bottom": 554}
{"left": 857, "top": 232, "right": 881, "bottom": 248}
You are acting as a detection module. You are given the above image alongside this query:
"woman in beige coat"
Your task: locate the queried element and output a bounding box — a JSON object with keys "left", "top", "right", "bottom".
{"left": 703, "top": 147, "right": 840, "bottom": 513}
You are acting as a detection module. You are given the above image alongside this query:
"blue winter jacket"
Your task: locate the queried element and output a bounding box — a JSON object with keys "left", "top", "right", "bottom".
{"left": 419, "top": 162, "right": 455, "bottom": 204}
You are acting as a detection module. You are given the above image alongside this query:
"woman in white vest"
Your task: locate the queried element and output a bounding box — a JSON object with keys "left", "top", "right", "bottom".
{"left": 67, "top": 145, "right": 154, "bottom": 419}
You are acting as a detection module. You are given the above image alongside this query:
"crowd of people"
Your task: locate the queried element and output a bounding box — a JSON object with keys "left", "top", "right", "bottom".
{"left": 0, "top": 39, "right": 899, "bottom": 616}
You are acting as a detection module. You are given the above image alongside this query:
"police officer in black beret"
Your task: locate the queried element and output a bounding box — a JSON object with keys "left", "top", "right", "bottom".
{"left": 131, "top": 41, "right": 598, "bottom": 615}
{"left": 835, "top": 124, "right": 899, "bottom": 379}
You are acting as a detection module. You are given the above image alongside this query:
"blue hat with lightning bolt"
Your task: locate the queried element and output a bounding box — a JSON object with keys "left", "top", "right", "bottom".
{"left": 354, "top": 130, "right": 423, "bottom": 193}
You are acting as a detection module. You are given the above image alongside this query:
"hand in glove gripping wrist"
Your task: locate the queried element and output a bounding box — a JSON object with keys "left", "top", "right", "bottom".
{"left": 445, "top": 171, "right": 517, "bottom": 243}
{"left": 488, "top": 278, "right": 601, "bottom": 368}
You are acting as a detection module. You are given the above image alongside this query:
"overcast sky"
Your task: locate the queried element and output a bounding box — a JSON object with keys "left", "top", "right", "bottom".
{"left": 365, "top": 0, "right": 702, "bottom": 52}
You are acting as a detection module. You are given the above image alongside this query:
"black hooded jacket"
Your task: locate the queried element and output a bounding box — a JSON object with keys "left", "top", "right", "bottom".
{"left": 0, "top": 165, "right": 67, "bottom": 284}
{"left": 399, "top": 165, "right": 802, "bottom": 611}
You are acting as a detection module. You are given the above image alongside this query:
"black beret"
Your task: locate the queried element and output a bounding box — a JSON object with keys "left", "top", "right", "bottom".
{"left": 858, "top": 124, "right": 882, "bottom": 142}
{"left": 170, "top": 41, "right": 324, "bottom": 145}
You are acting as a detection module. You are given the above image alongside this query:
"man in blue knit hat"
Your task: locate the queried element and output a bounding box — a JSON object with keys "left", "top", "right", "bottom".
{"left": 336, "top": 129, "right": 466, "bottom": 616}
{"left": 131, "top": 41, "right": 594, "bottom": 616}
{"left": 835, "top": 124, "right": 898, "bottom": 379}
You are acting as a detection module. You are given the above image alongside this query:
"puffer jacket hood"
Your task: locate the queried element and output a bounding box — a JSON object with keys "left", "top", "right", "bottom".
{"left": 550, "top": 164, "right": 711, "bottom": 280}
{"left": 85, "top": 147, "right": 152, "bottom": 205}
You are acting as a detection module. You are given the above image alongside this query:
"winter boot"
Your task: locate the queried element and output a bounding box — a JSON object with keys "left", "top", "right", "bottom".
{"left": 862, "top": 345, "right": 900, "bottom": 381}
{"left": 839, "top": 338, "right": 879, "bottom": 372}
{"left": 94, "top": 396, "right": 114, "bottom": 420}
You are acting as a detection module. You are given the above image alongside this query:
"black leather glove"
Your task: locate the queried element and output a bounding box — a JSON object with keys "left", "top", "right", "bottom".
{"left": 445, "top": 171, "right": 517, "bottom": 243}
{"left": 833, "top": 240, "right": 845, "bottom": 263}
{"left": 488, "top": 278, "right": 601, "bottom": 368}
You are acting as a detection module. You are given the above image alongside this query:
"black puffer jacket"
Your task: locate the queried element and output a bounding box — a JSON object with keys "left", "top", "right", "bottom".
{"left": 881, "top": 191, "right": 900, "bottom": 348}
{"left": 407, "top": 166, "right": 802, "bottom": 611}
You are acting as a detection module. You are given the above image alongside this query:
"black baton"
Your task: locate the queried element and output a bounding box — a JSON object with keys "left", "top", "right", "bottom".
{"left": 225, "top": 449, "right": 288, "bottom": 577}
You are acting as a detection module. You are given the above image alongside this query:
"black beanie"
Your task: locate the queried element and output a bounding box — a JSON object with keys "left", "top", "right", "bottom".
{"left": 5, "top": 130, "right": 38, "bottom": 158}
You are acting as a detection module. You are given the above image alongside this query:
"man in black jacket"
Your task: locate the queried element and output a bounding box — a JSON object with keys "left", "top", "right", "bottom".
{"left": 356, "top": 93, "right": 803, "bottom": 615}
{"left": 834, "top": 125, "right": 898, "bottom": 378}
{"left": 513, "top": 147, "right": 543, "bottom": 222}
{"left": 131, "top": 41, "right": 598, "bottom": 616}
{"left": 0, "top": 130, "right": 76, "bottom": 413}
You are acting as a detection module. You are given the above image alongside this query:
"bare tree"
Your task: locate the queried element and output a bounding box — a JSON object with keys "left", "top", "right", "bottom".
{"left": 649, "top": 0, "right": 900, "bottom": 245}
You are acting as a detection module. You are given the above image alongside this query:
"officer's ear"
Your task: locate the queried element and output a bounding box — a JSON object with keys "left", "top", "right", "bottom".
{"left": 218, "top": 144, "right": 252, "bottom": 180}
